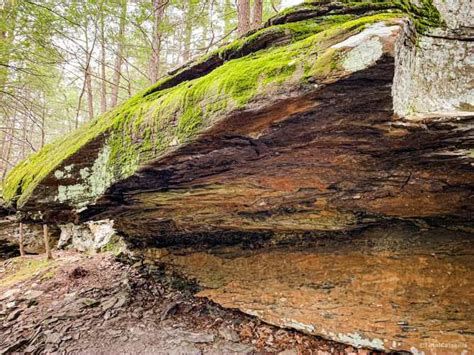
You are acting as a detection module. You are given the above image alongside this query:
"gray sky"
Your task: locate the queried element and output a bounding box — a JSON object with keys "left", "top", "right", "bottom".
{"left": 282, "top": 0, "right": 304, "bottom": 8}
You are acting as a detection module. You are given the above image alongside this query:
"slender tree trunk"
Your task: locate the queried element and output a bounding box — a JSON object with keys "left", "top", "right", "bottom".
{"left": 0, "top": 0, "right": 16, "bottom": 94}
{"left": 110, "top": 0, "right": 127, "bottom": 107}
{"left": 85, "top": 51, "right": 94, "bottom": 121}
{"left": 0, "top": 0, "right": 17, "bottom": 180}
{"left": 43, "top": 224, "right": 53, "bottom": 260}
{"left": 0, "top": 115, "right": 12, "bottom": 180}
{"left": 40, "top": 95, "right": 46, "bottom": 148}
{"left": 237, "top": 0, "right": 250, "bottom": 36}
{"left": 21, "top": 113, "right": 27, "bottom": 158}
{"left": 19, "top": 222, "right": 25, "bottom": 257}
{"left": 182, "top": 0, "right": 194, "bottom": 63}
{"left": 99, "top": 1, "right": 107, "bottom": 113}
{"left": 125, "top": 61, "right": 132, "bottom": 96}
{"left": 149, "top": 0, "right": 167, "bottom": 84}
{"left": 251, "top": 0, "right": 263, "bottom": 30}
{"left": 223, "top": 0, "right": 233, "bottom": 35}
{"left": 1, "top": 113, "right": 14, "bottom": 180}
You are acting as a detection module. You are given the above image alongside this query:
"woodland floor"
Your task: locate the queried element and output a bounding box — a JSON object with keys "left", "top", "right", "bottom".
{"left": 0, "top": 251, "right": 378, "bottom": 354}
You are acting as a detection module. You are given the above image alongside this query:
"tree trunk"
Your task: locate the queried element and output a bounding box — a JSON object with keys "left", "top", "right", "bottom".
{"left": 149, "top": 0, "right": 167, "bottom": 84}
{"left": 85, "top": 51, "right": 94, "bottom": 121}
{"left": 43, "top": 224, "right": 53, "bottom": 260}
{"left": 251, "top": 0, "right": 263, "bottom": 30}
{"left": 1, "top": 113, "right": 14, "bottom": 180}
{"left": 19, "top": 222, "right": 25, "bottom": 257}
{"left": 99, "top": 1, "right": 108, "bottom": 113}
{"left": 40, "top": 94, "right": 46, "bottom": 148}
{"left": 223, "top": 0, "right": 233, "bottom": 35}
{"left": 237, "top": 0, "right": 250, "bottom": 36}
{"left": 0, "top": 0, "right": 16, "bottom": 94}
{"left": 110, "top": 0, "right": 127, "bottom": 108}
{"left": 182, "top": 0, "right": 194, "bottom": 63}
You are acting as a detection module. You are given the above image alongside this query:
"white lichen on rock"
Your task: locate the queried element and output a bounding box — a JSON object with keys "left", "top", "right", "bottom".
{"left": 335, "top": 332, "right": 385, "bottom": 349}
{"left": 57, "top": 219, "right": 119, "bottom": 252}
{"left": 56, "top": 146, "right": 114, "bottom": 208}
{"left": 332, "top": 23, "right": 400, "bottom": 72}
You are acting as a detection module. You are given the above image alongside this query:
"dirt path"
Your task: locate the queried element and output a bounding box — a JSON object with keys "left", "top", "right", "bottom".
{"left": 0, "top": 251, "right": 374, "bottom": 354}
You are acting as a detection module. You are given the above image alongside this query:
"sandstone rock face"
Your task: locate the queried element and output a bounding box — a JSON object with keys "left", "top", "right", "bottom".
{"left": 393, "top": 1, "right": 474, "bottom": 116}
{"left": 156, "top": 224, "right": 473, "bottom": 352}
{"left": 2, "top": 0, "right": 473, "bottom": 352}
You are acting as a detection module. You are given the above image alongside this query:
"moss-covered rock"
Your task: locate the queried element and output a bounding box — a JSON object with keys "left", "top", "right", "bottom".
{"left": 3, "top": 2, "right": 406, "bottom": 211}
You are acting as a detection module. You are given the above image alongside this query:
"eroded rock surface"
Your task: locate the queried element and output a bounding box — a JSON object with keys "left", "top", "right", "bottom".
{"left": 154, "top": 223, "right": 473, "bottom": 352}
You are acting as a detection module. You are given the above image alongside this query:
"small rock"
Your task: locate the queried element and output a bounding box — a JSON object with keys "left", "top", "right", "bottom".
{"left": 160, "top": 301, "right": 180, "bottom": 321}
{"left": 106, "top": 329, "right": 122, "bottom": 337}
{"left": 101, "top": 297, "right": 117, "bottom": 311}
{"left": 62, "top": 335, "right": 73, "bottom": 342}
{"left": 46, "top": 332, "right": 62, "bottom": 344}
{"left": 7, "top": 309, "right": 22, "bottom": 321}
{"left": 1, "top": 288, "right": 20, "bottom": 300}
{"left": 79, "top": 298, "right": 99, "bottom": 308}
{"left": 43, "top": 317, "right": 59, "bottom": 325}
{"left": 132, "top": 307, "right": 143, "bottom": 319}
{"left": 6, "top": 301, "right": 17, "bottom": 309}
{"left": 178, "top": 330, "right": 215, "bottom": 343}
{"left": 114, "top": 293, "right": 128, "bottom": 308}
{"left": 25, "top": 290, "right": 44, "bottom": 300}
{"left": 278, "top": 350, "right": 298, "bottom": 355}
{"left": 218, "top": 327, "right": 240, "bottom": 342}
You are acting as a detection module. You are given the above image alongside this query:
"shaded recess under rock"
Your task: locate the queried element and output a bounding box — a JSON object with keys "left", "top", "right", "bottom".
{"left": 1, "top": 0, "right": 473, "bottom": 352}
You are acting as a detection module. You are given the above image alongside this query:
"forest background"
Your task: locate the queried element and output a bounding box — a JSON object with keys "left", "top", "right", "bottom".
{"left": 0, "top": 0, "right": 300, "bottom": 179}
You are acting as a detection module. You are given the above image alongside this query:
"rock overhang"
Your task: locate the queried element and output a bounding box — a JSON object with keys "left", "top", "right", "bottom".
{"left": 2, "top": 0, "right": 473, "bottom": 235}
{"left": 2, "top": 1, "right": 473, "bottom": 352}
{"left": 2, "top": 4, "right": 407, "bottom": 216}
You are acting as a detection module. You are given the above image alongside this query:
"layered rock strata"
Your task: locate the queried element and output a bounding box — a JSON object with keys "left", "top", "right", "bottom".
{"left": 2, "top": 0, "right": 473, "bottom": 351}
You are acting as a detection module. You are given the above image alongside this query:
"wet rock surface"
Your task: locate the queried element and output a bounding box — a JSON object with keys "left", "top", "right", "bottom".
{"left": 0, "top": 251, "right": 371, "bottom": 354}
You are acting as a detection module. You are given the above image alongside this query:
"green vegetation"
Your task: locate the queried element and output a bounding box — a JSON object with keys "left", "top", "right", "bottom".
{"left": 394, "top": 0, "right": 443, "bottom": 32}
{"left": 100, "top": 235, "right": 128, "bottom": 256}
{"left": 0, "top": 257, "right": 56, "bottom": 287}
{"left": 3, "top": 0, "right": 444, "bottom": 208}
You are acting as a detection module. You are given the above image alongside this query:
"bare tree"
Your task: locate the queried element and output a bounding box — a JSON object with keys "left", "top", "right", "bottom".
{"left": 110, "top": 0, "right": 128, "bottom": 108}
{"left": 237, "top": 0, "right": 250, "bottom": 36}
{"left": 252, "top": 0, "right": 263, "bottom": 30}
{"left": 19, "top": 222, "right": 25, "bottom": 257}
{"left": 182, "top": 0, "right": 194, "bottom": 63}
{"left": 99, "top": 0, "right": 108, "bottom": 113}
{"left": 149, "top": 0, "right": 168, "bottom": 84}
{"left": 43, "top": 224, "right": 53, "bottom": 260}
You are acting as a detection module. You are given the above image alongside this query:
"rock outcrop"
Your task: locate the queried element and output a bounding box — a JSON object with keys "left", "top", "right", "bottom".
{"left": 2, "top": 0, "right": 473, "bottom": 352}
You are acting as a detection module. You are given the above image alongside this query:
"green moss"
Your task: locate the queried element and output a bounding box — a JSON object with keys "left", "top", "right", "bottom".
{"left": 0, "top": 257, "right": 56, "bottom": 287}
{"left": 3, "top": 11, "right": 404, "bottom": 208}
{"left": 100, "top": 235, "right": 127, "bottom": 256}
{"left": 394, "top": 0, "right": 443, "bottom": 32}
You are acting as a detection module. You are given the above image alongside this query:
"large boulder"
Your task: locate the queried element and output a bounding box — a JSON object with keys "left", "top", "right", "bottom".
{"left": 2, "top": 0, "right": 473, "bottom": 351}
{"left": 3, "top": 1, "right": 472, "bottom": 239}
